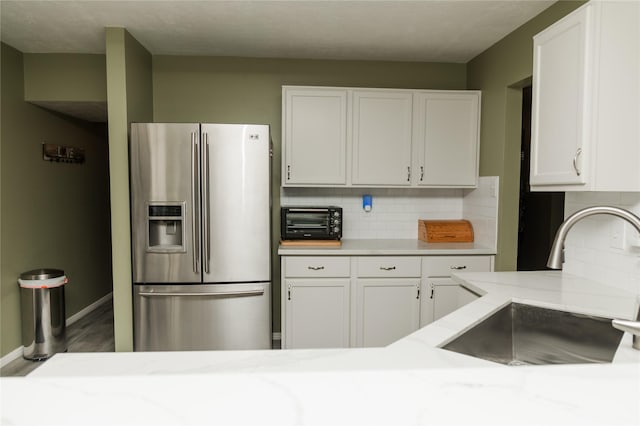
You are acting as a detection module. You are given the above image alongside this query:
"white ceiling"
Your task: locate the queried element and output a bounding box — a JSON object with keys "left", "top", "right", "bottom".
{"left": 1, "top": 0, "right": 555, "bottom": 63}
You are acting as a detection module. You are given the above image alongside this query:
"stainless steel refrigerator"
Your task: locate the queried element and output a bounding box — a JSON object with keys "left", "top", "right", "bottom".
{"left": 130, "top": 123, "right": 271, "bottom": 351}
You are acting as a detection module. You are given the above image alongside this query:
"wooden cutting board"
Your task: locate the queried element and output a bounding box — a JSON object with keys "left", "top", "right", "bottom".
{"left": 418, "top": 220, "right": 474, "bottom": 243}
{"left": 280, "top": 240, "right": 342, "bottom": 247}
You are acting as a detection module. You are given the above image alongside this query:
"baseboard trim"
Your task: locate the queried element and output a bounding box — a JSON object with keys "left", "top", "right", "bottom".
{"left": 0, "top": 346, "right": 24, "bottom": 368}
{"left": 1, "top": 292, "right": 113, "bottom": 368}
{"left": 66, "top": 292, "right": 113, "bottom": 327}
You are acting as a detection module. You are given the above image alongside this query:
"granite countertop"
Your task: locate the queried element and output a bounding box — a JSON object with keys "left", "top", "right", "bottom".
{"left": 277, "top": 238, "right": 496, "bottom": 255}
{"left": 2, "top": 271, "right": 639, "bottom": 425}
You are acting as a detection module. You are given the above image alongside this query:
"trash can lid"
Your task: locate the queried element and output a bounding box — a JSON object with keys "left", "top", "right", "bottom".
{"left": 20, "top": 269, "right": 65, "bottom": 280}
{"left": 18, "top": 269, "right": 68, "bottom": 289}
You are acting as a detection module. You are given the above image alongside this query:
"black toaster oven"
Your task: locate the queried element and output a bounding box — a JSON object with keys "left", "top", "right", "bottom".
{"left": 281, "top": 206, "right": 342, "bottom": 240}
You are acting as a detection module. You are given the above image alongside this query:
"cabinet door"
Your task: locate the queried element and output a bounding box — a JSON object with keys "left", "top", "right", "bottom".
{"left": 420, "top": 279, "right": 480, "bottom": 327}
{"left": 283, "top": 88, "right": 348, "bottom": 185}
{"left": 284, "top": 279, "right": 350, "bottom": 349}
{"left": 530, "top": 4, "right": 591, "bottom": 186}
{"left": 355, "top": 279, "right": 420, "bottom": 347}
{"left": 413, "top": 92, "right": 480, "bottom": 187}
{"left": 352, "top": 90, "right": 413, "bottom": 185}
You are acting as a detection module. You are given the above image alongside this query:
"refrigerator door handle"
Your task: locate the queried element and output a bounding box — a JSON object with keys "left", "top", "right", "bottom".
{"left": 138, "top": 289, "right": 265, "bottom": 297}
{"left": 191, "top": 132, "right": 200, "bottom": 274}
{"left": 202, "top": 132, "right": 211, "bottom": 274}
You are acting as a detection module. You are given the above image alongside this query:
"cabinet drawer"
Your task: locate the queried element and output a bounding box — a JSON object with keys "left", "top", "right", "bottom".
{"left": 356, "top": 257, "right": 421, "bottom": 278}
{"left": 284, "top": 256, "right": 350, "bottom": 278}
{"left": 422, "top": 256, "right": 492, "bottom": 277}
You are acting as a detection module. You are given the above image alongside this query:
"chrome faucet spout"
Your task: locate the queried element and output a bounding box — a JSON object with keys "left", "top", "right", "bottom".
{"left": 547, "top": 206, "right": 640, "bottom": 269}
{"left": 612, "top": 304, "right": 640, "bottom": 351}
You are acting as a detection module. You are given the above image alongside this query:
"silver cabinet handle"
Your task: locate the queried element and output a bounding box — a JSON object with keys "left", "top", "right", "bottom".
{"left": 573, "top": 148, "right": 582, "bottom": 176}
{"left": 307, "top": 266, "right": 325, "bottom": 270}
{"left": 191, "top": 132, "right": 200, "bottom": 274}
{"left": 202, "top": 133, "right": 210, "bottom": 274}
{"left": 139, "top": 289, "right": 264, "bottom": 297}
{"left": 450, "top": 265, "right": 467, "bottom": 270}
{"left": 287, "top": 284, "right": 292, "bottom": 301}
{"left": 420, "top": 166, "right": 424, "bottom": 182}
{"left": 416, "top": 284, "right": 420, "bottom": 300}
{"left": 407, "top": 166, "right": 411, "bottom": 182}
{"left": 380, "top": 266, "right": 396, "bottom": 271}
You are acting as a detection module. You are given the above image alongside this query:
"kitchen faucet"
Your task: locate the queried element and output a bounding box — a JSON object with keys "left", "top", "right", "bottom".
{"left": 546, "top": 206, "right": 640, "bottom": 350}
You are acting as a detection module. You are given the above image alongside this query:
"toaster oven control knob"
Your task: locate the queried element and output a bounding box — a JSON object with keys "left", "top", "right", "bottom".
{"left": 333, "top": 219, "right": 340, "bottom": 225}
{"left": 334, "top": 212, "right": 340, "bottom": 217}
{"left": 333, "top": 227, "right": 340, "bottom": 233}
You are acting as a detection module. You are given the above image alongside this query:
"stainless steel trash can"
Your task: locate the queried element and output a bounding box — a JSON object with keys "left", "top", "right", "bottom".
{"left": 18, "top": 269, "right": 68, "bottom": 360}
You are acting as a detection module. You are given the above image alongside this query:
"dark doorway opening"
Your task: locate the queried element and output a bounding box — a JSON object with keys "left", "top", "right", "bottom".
{"left": 517, "top": 86, "right": 565, "bottom": 271}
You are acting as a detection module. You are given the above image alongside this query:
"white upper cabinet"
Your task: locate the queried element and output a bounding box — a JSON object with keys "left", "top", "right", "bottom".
{"left": 531, "top": 1, "right": 640, "bottom": 191}
{"left": 351, "top": 90, "right": 413, "bottom": 185}
{"left": 282, "top": 87, "right": 348, "bottom": 185}
{"left": 282, "top": 85, "right": 482, "bottom": 188}
{"left": 413, "top": 92, "right": 480, "bottom": 187}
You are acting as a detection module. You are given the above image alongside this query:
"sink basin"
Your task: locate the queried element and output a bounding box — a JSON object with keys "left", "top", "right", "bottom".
{"left": 441, "top": 303, "right": 624, "bottom": 366}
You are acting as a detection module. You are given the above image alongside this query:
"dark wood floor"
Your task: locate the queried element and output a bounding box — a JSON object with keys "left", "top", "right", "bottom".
{"left": 1, "top": 299, "right": 115, "bottom": 377}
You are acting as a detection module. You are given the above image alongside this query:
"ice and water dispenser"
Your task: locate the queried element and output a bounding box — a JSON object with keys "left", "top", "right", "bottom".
{"left": 147, "top": 204, "right": 186, "bottom": 252}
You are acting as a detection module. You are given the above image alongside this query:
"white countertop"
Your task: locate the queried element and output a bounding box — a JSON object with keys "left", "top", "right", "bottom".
{"left": 2, "top": 271, "right": 639, "bottom": 425}
{"left": 277, "top": 238, "right": 496, "bottom": 255}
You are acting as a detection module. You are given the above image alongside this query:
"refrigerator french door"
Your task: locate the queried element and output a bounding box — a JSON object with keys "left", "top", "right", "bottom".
{"left": 130, "top": 123, "right": 271, "bottom": 351}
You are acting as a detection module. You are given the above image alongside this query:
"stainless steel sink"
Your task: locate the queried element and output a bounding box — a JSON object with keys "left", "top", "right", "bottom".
{"left": 441, "top": 303, "right": 624, "bottom": 366}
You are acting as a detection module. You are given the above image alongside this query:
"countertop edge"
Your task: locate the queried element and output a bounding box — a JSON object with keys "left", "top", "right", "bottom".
{"left": 277, "top": 238, "right": 496, "bottom": 256}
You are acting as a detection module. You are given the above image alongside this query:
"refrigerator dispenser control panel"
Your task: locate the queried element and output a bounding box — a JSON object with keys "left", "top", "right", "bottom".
{"left": 147, "top": 202, "right": 187, "bottom": 252}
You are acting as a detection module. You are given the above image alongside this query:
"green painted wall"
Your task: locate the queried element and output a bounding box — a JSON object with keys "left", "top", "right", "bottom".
{"left": 0, "top": 43, "right": 112, "bottom": 358}
{"left": 105, "top": 28, "right": 153, "bottom": 351}
{"left": 153, "top": 56, "right": 467, "bottom": 333}
{"left": 23, "top": 53, "right": 106, "bottom": 102}
{"left": 467, "top": 1, "right": 585, "bottom": 271}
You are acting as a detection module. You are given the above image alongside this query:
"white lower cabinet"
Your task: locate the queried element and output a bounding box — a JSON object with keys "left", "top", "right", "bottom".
{"left": 281, "top": 254, "right": 493, "bottom": 348}
{"left": 281, "top": 256, "right": 351, "bottom": 349}
{"left": 355, "top": 279, "right": 421, "bottom": 347}
{"left": 354, "top": 256, "right": 421, "bottom": 347}
{"left": 420, "top": 279, "right": 480, "bottom": 327}
{"left": 419, "top": 256, "right": 491, "bottom": 327}
{"left": 284, "top": 279, "right": 350, "bottom": 349}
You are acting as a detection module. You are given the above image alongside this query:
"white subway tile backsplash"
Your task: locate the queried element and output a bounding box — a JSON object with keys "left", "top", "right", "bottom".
{"left": 281, "top": 177, "right": 499, "bottom": 246}
{"left": 463, "top": 176, "right": 499, "bottom": 251}
{"left": 563, "top": 192, "right": 640, "bottom": 294}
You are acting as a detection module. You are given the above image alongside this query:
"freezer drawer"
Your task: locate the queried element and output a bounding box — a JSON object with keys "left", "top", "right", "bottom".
{"left": 134, "top": 283, "right": 271, "bottom": 351}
